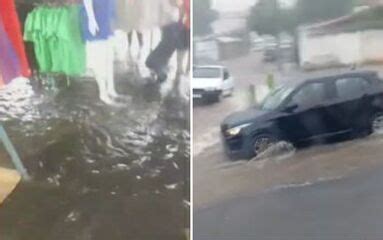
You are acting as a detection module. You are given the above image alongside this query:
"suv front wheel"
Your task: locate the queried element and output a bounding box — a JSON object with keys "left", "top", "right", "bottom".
{"left": 371, "top": 112, "right": 383, "bottom": 135}
{"left": 252, "top": 134, "right": 277, "bottom": 158}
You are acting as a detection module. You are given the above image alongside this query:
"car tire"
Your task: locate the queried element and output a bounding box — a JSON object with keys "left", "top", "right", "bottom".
{"left": 371, "top": 112, "right": 383, "bottom": 135}
{"left": 211, "top": 93, "right": 222, "bottom": 103}
{"left": 251, "top": 134, "right": 277, "bottom": 159}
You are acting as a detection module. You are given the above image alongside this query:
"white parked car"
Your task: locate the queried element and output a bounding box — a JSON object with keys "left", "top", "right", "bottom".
{"left": 192, "top": 65, "right": 235, "bottom": 102}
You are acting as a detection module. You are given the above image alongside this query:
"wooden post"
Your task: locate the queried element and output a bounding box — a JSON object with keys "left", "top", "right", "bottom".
{"left": 0, "top": 125, "right": 30, "bottom": 181}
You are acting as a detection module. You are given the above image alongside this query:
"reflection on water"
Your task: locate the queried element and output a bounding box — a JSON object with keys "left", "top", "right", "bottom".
{"left": 0, "top": 75, "right": 190, "bottom": 240}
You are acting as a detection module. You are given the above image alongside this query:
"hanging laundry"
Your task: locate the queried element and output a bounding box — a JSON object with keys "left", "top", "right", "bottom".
{"left": 183, "top": 0, "right": 190, "bottom": 30}
{"left": 16, "top": 1, "right": 39, "bottom": 72}
{"left": 24, "top": 5, "right": 86, "bottom": 76}
{"left": 80, "top": 0, "right": 116, "bottom": 41}
{"left": 0, "top": 16, "right": 21, "bottom": 86}
{"left": 145, "top": 0, "right": 187, "bottom": 81}
{"left": 0, "top": 0, "right": 31, "bottom": 77}
{"left": 81, "top": 0, "right": 120, "bottom": 104}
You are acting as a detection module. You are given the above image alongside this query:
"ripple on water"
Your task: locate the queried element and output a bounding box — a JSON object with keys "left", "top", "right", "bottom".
{"left": 0, "top": 77, "right": 189, "bottom": 239}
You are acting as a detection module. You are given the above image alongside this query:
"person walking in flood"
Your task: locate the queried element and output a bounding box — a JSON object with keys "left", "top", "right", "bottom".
{"left": 145, "top": 0, "right": 184, "bottom": 83}
{"left": 117, "top": 0, "right": 145, "bottom": 61}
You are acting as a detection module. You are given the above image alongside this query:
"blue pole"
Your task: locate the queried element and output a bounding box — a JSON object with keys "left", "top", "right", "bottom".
{"left": 0, "top": 125, "right": 30, "bottom": 181}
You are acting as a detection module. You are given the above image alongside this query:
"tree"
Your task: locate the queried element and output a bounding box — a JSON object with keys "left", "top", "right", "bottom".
{"left": 296, "top": 0, "right": 355, "bottom": 24}
{"left": 193, "top": 0, "right": 218, "bottom": 36}
{"left": 248, "top": 0, "right": 356, "bottom": 35}
{"left": 247, "top": 0, "right": 297, "bottom": 36}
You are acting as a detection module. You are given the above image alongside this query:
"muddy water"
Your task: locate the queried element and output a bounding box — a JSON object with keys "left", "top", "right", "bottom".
{"left": 0, "top": 75, "right": 190, "bottom": 240}
{"left": 194, "top": 134, "right": 383, "bottom": 209}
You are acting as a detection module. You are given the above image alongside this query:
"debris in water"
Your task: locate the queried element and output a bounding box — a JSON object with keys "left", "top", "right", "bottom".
{"left": 65, "top": 211, "right": 80, "bottom": 222}
{"left": 164, "top": 153, "right": 174, "bottom": 160}
{"left": 183, "top": 200, "right": 190, "bottom": 207}
{"left": 113, "top": 163, "right": 130, "bottom": 171}
{"left": 166, "top": 144, "right": 178, "bottom": 153}
{"left": 172, "top": 161, "right": 179, "bottom": 169}
{"left": 165, "top": 183, "right": 178, "bottom": 190}
{"left": 85, "top": 158, "right": 95, "bottom": 164}
{"left": 46, "top": 174, "right": 61, "bottom": 186}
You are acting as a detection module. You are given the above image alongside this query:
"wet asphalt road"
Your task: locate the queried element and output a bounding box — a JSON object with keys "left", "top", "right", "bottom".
{"left": 195, "top": 165, "right": 383, "bottom": 240}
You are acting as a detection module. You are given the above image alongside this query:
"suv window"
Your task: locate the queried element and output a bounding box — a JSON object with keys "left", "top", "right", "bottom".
{"left": 335, "top": 77, "right": 369, "bottom": 99}
{"left": 290, "top": 82, "right": 326, "bottom": 107}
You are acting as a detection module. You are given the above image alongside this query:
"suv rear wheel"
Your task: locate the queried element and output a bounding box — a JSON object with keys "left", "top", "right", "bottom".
{"left": 371, "top": 112, "right": 383, "bottom": 135}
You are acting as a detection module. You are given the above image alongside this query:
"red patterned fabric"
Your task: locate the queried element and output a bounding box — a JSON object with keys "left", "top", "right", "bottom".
{"left": 0, "top": 72, "right": 4, "bottom": 87}
{"left": 184, "top": 0, "right": 190, "bottom": 29}
{"left": 0, "top": 0, "right": 31, "bottom": 77}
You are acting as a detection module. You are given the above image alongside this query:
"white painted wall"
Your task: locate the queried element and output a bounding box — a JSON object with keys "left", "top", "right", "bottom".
{"left": 211, "top": 0, "right": 255, "bottom": 13}
{"left": 360, "top": 30, "right": 383, "bottom": 62}
{"left": 299, "top": 31, "right": 360, "bottom": 67}
{"left": 299, "top": 29, "right": 383, "bottom": 69}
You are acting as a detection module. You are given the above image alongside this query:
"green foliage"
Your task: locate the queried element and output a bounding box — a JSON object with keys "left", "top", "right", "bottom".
{"left": 193, "top": 0, "right": 218, "bottom": 36}
{"left": 248, "top": 0, "right": 356, "bottom": 35}
{"left": 296, "top": 0, "right": 354, "bottom": 24}
{"left": 340, "top": 7, "right": 383, "bottom": 32}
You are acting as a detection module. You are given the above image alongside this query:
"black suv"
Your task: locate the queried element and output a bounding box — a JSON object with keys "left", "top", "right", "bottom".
{"left": 221, "top": 71, "right": 383, "bottom": 159}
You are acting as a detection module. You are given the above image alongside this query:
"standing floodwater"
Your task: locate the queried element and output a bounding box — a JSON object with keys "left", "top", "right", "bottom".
{"left": 0, "top": 74, "right": 190, "bottom": 240}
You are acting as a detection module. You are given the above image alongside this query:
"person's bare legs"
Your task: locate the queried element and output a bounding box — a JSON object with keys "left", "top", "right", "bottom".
{"left": 177, "top": 49, "right": 187, "bottom": 75}
{"left": 127, "top": 31, "right": 133, "bottom": 62}
{"left": 136, "top": 31, "right": 144, "bottom": 60}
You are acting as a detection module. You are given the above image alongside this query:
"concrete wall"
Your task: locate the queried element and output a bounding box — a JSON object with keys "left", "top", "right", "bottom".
{"left": 299, "top": 30, "right": 383, "bottom": 69}
{"left": 360, "top": 30, "right": 383, "bottom": 63}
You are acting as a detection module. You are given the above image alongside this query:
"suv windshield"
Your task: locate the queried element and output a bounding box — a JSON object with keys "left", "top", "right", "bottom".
{"left": 260, "top": 86, "right": 294, "bottom": 110}
{"left": 193, "top": 67, "right": 221, "bottom": 78}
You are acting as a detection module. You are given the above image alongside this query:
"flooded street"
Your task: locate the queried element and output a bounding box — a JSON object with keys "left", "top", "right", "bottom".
{"left": 194, "top": 52, "right": 383, "bottom": 239}
{"left": 193, "top": 0, "right": 383, "bottom": 238}
{"left": 193, "top": 52, "right": 383, "bottom": 209}
{"left": 0, "top": 73, "right": 190, "bottom": 239}
{"left": 195, "top": 156, "right": 383, "bottom": 240}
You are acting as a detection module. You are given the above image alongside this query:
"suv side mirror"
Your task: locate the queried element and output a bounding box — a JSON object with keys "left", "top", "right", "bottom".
{"left": 284, "top": 104, "right": 298, "bottom": 113}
